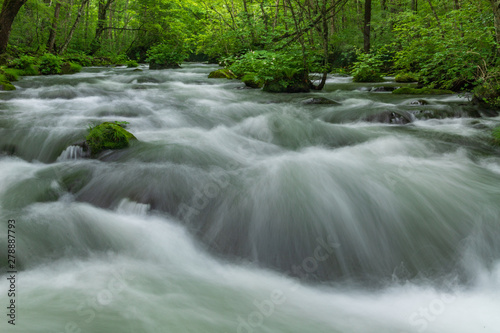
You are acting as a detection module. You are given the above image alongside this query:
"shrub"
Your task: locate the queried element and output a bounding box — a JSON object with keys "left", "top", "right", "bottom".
{"left": 147, "top": 44, "right": 187, "bottom": 69}
{"left": 395, "top": 72, "right": 419, "bottom": 83}
{"left": 126, "top": 60, "right": 139, "bottom": 68}
{"left": 39, "top": 53, "right": 63, "bottom": 75}
{"left": 228, "top": 50, "right": 310, "bottom": 92}
{"left": 351, "top": 53, "right": 384, "bottom": 82}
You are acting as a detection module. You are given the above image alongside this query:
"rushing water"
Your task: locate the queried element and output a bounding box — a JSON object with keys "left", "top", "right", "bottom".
{"left": 1, "top": 64, "right": 500, "bottom": 333}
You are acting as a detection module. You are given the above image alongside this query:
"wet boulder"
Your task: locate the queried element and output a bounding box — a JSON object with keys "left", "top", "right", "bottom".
{"left": 208, "top": 69, "right": 237, "bottom": 79}
{"left": 302, "top": 97, "right": 341, "bottom": 105}
{"left": 85, "top": 122, "right": 137, "bottom": 156}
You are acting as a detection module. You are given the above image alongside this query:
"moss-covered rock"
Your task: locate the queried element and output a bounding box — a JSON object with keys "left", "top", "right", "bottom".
{"left": 0, "top": 75, "right": 15, "bottom": 90}
{"left": 395, "top": 73, "right": 419, "bottom": 83}
{"left": 208, "top": 68, "right": 237, "bottom": 79}
{"left": 60, "top": 62, "right": 82, "bottom": 74}
{"left": 392, "top": 87, "right": 454, "bottom": 95}
{"left": 85, "top": 121, "right": 137, "bottom": 156}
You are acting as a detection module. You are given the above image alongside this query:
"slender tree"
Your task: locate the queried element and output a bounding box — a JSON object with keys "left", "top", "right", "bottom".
{"left": 363, "top": 0, "right": 371, "bottom": 53}
{"left": 47, "top": 0, "right": 63, "bottom": 53}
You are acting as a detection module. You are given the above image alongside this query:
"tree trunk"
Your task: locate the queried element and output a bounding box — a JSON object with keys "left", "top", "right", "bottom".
{"left": 491, "top": 0, "right": 500, "bottom": 55}
{"left": 58, "top": 0, "right": 90, "bottom": 54}
{"left": 411, "top": 0, "right": 418, "bottom": 12}
{"left": 47, "top": 1, "right": 62, "bottom": 53}
{"left": 363, "top": 0, "right": 371, "bottom": 53}
{"left": 0, "top": 0, "right": 28, "bottom": 54}
{"left": 89, "top": 0, "right": 115, "bottom": 55}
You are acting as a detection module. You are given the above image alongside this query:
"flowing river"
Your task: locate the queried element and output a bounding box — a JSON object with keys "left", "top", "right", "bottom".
{"left": 1, "top": 64, "right": 500, "bottom": 333}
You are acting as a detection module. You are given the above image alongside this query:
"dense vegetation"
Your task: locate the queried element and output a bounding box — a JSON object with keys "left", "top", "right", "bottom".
{"left": 1, "top": 0, "right": 500, "bottom": 104}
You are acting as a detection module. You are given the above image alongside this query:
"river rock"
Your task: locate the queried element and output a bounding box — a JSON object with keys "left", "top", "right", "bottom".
{"left": 302, "top": 97, "right": 341, "bottom": 105}
{"left": 370, "top": 86, "right": 399, "bottom": 92}
{"left": 363, "top": 111, "right": 413, "bottom": 124}
{"left": 85, "top": 122, "right": 137, "bottom": 156}
{"left": 409, "top": 100, "right": 429, "bottom": 105}
{"left": 208, "top": 69, "right": 237, "bottom": 79}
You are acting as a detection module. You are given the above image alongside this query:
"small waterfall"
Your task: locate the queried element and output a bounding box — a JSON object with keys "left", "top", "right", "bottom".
{"left": 116, "top": 198, "right": 151, "bottom": 215}
{"left": 57, "top": 145, "right": 85, "bottom": 161}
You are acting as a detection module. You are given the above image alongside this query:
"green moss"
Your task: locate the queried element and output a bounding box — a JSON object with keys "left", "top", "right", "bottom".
{"left": 60, "top": 62, "right": 82, "bottom": 74}
{"left": 0, "top": 81, "right": 15, "bottom": 91}
{"left": 395, "top": 72, "right": 419, "bottom": 83}
{"left": 208, "top": 68, "right": 237, "bottom": 79}
{"left": 86, "top": 121, "right": 137, "bottom": 156}
{"left": 392, "top": 87, "right": 454, "bottom": 95}
{"left": 493, "top": 127, "right": 500, "bottom": 145}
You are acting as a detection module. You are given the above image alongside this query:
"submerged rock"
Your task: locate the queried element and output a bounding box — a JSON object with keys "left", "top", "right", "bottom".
{"left": 409, "top": 100, "right": 429, "bottom": 106}
{"left": 364, "top": 107, "right": 482, "bottom": 124}
{"left": 302, "top": 97, "right": 341, "bottom": 105}
{"left": 85, "top": 122, "right": 137, "bottom": 156}
{"left": 370, "top": 86, "right": 399, "bottom": 92}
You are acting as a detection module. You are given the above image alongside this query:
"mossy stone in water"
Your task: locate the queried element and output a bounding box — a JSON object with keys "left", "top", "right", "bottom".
{"left": 0, "top": 81, "right": 15, "bottom": 90}
{"left": 86, "top": 122, "right": 137, "bottom": 156}
{"left": 208, "top": 68, "right": 237, "bottom": 79}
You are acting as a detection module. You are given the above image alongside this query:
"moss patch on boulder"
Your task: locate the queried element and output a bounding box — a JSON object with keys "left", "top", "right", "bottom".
{"left": 208, "top": 68, "right": 237, "bottom": 79}
{"left": 0, "top": 74, "right": 15, "bottom": 90}
{"left": 392, "top": 87, "right": 454, "bottom": 95}
{"left": 86, "top": 121, "right": 137, "bottom": 156}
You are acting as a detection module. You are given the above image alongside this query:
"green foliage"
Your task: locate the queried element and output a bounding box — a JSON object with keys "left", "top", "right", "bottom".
{"left": 9, "top": 55, "right": 36, "bottom": 70}
{"left": 39, "top": 53, "right": 63, "bottom": 75}
{"left": 472, "top": 66, "right": 500, "bottom": 107}
{"left": 351, "top": 53, "right": 384, "bottom": 82}
{"left": 392, "top": 87, "right": 454, "bottom": 95}
{"left": 86, "top": 121, "right": 136, "bottom": 156}
{"left": 147, "top": 44, "right": 187, "bottom": 69}
{"left": 63, "top": 53, "right": 94, "bottom": 67}
{"left": 395, "top": 72, "right": 419, "bottom": 83}
{"left": 228, "top": 50, "right": 307, "bottom": 90}
{"left": 392, "top": 7, "right": 495, "bottom": 91}
{"left": 126, "top": 60, "right": 139, "bottom": 68}
{"left": 0, "top": 74, "right": 15, "bottom": 90}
